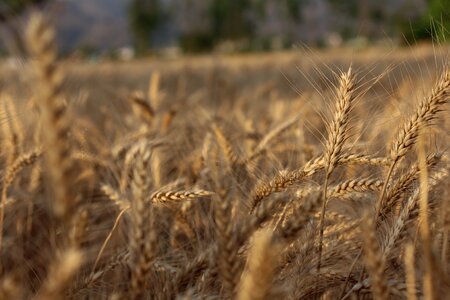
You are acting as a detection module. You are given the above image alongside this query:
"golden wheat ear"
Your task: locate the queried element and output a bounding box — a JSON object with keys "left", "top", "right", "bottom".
{"left": 128, "top": 91, "right": 155, "bottom": 127}
{"left": 35, "top": 249, "right": 83, "bottom": 300}
{"left": 213, "top": 186, "right": 240, "bottom": 298}
{"left": 377, "top": 65, "right": 450, "bottom": 215}
{"left": 26, "top": 12, "right": 75, "bottom": 220}
{"left": 237, "top": 228, "right": 281, "bottom": 300}
{"left": 318, "top": 67, "right": 357, "bottom": 273}
{"left": 129, "top": 145, "right": 157, "bottom": 300}
{"left": 0, "top": 149, "right": 41, "bottom": 249}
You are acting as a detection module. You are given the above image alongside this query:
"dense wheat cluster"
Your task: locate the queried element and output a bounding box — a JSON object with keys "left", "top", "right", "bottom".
{"left": 0, "top": 12, "right": 449, "bottom": 299}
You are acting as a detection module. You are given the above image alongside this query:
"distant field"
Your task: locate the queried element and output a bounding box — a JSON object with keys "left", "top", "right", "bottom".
{"left": 1, "top": 19, "right": 449, "bottom": 300}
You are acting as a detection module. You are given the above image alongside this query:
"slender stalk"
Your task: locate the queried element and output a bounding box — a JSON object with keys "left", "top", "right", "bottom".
{"left": 317, "top": 175, "right": 330, "bottom": 273}
{"left": 376, "top": 159, "right": 398, "bottom": 217}
{"left": 417, "top": 133, "right": 434, "bottom": 300}
{"left": 405, "top": 244, "right": 417, "bottom": 300}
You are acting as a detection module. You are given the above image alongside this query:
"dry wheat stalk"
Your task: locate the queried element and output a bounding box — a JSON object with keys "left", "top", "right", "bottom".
{"left": 404, "top": 243, "right": 417, "bottom": 300}
{"left": 417, "top": 133, "right": 434, "bottom": 300}
{"left": 360, "top": 212, "right": 390, "bottom": 300}
{"left": 87, "top": 206, "right": 129, "bottom": 289}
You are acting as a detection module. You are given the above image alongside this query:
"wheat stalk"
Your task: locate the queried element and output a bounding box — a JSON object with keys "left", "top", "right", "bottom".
{"left": 404, "top": 243, "right": 417, "bottom": 300}
{"left": 360, "top": 212, "right": 390, "bottom": 300}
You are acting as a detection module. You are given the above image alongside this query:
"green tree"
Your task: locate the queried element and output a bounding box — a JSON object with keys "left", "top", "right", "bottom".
{"left": 424, "top": 0, "right": 450, "bottom": 42}
{"left": 401, "top": 0, "right": 450, "bottom": 43}
{"left": 210, "top": 0, "right": 253, "bottom": 42}
{"left": 128, "top": 0, "right": 162, "bottom": 55}
{"left": 285, "top": 0, "right": 301, "bottom": 21}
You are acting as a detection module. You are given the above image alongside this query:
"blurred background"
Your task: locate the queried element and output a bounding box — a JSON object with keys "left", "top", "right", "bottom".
{"left": 0, "top": 0, "right": 449, "bottom": 58}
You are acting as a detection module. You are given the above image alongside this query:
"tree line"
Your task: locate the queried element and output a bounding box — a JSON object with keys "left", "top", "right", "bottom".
{"left": 129, "top": 0, "right": 449, "bottom": 54}
{"left": 1, "top": 0, "right": 449, "bottom": 55}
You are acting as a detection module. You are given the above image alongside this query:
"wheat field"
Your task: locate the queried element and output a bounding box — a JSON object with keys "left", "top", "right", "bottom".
{"left": 0, "top": 12, "right": 449, "bottom": 299}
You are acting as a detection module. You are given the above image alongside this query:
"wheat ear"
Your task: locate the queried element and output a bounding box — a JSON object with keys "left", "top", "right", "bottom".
{"left": 329, "top": 177, "right": 383, "bottom": 196}
{"left": 214, "top": 187, "right": 240, "bottom": 297}
{"left": 377, "top": 65, "right": 449, "bottom": 215}
{"left": 237, "top": 229, "right": 280, "bottom": 300}
{"left": 130, "top": 145, "right": 157, "bottom": 300}
{"left": 318, "top": 67, "right": 356, "bottom": 273}
{"left": 382, "top": 153, "right": 441, "bottom": 216}
{"left": 212, "top": 124, "right": 239, "bottom": 165}
{"left": 26, "top": 12, "right": 74, "bottom": 219}
{"left": 251, "top": 153, "right": 384, "bottom": 213}
{"left": 0, "top": 149, "right": 41, "bottom": 249}
{"left": 128, "top": 91, "right": 154, "bottom": 126}
{"left": 35, "top": 249, "right": 82, "bottom": 300}
{"left": 0, "top": 276, "right": 20, "bottom": 299}
{"left": 151, "top": 190, "right": 212, "bottom": 205}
